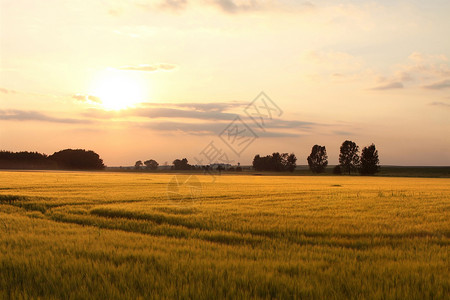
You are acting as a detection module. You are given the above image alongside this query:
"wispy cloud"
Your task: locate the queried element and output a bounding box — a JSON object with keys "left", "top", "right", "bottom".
{"left": 134, "top": 107, "right": 238, "bottom": 120}
{"left": 118, "top": 63, "right": 177, "bottom": 72}
{"left": 83, "top": 101, "right": 247, "bottom": 120}
{"left": 144, "top": 101, "right": 247, "bottom": 112}
{"left": 333, "top": 130, "right": 354, "bottom": 136}
{"left": 1, "top": 100, "right": 329, "bottom": 137}
{"left": 423, "top": 79, "right": 450, "bottom": 90}
{"left": 372, "top": 52, "right": 450, "bottom": 91}
{"left": 0, "top": 87, "right": 18, "bottom": 94}
{"left": 370, "top": 82, "right": 404, "bottom": 91}
{"left": 0, "top": 110, "right": 92, "bottom": 124}
{"left": 211, "top": 0, "right": 262, "bottom": 14}
{"left": 72, "top": 94, "right": 102, "bottom": 103}
{"left": 138, "top": 120, "right": 307, "bottom": 137}
{"left": 119, "top": 0, "right": 315, "bottom": 15}
{"left": 429, "top": 101, "right": 450, "bottom": 108}
{"left": 79, "top": 100, "right": 321, "bottom": 137}
{"left": 160, "top": 0, "right": 188, "bottom": 11}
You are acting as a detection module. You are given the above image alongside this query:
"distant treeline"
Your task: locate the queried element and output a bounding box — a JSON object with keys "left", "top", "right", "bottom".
{"left": 133, "top": 140, "right": 380, "bottom": 176}
{"left": 0, "top": 149, "right": 105, "bottom": 170}
{"left": 251, "top": 140, "right": 379, "bottom": 175}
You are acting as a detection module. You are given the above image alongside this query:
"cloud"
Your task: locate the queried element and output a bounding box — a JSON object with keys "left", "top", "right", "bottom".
{"left": 128, "top": 0, "right": 314, "bottom": 14}
{"left": 134, "top": 107, "right": 238, "bottom": 120}
{"left": 429, "top": 101, "right": 450, "bottom": 108}
{"left": 160, "top": 0, "right": 188, "bottom": 11}
{"left": 144, "top": 101, "right": 247, "bottom": 112}
{"left": 0, "top": 87, "right": 18, "bottom": 94}
{"left": 118, "top": 63, "right": 177, "bottom": 72}
{"left": 210, "top": 0, "right": 316, "bottom": 14}
{"left": 376, "top": 52, "right": 450, "bottom": 90}
{"left": 423, "top": 79, "right": 450, "bottom": 90}
{"left": 370, "top": 82, "right": 404, "bottom": 91}
{"left": 211, "top": 0, "right": 261, "bottom": 13}
{"left": 79, "top": 100, "right": 319, "bottom": 137}
{"left": 72, "top": 94, "right": 102, "bottom": 104}
{"left": 108, "top": 8, "right": 123, "bottom": 16}
{"left": 83, "top": 106, "right": 239, "bottom": 121}
{"left": 138, "top": 120, "right": 305, "bottom": 137}
{"left": 83, "top": 101, "right": 248, "bottom": 120}
{"left": 333, "top": 130, "right": 353, "bottom": 136}
{"left": 0, "top": 110, "right": 91, "bottom": 124}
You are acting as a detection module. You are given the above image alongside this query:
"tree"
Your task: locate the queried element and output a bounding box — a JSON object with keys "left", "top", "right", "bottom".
{"left": 307, "top": 145, "right": 328, "bottom": 173}
{"left": 339, "top": 140, "right": 360, "bottom": 175}
{"left": 333, "top": 165, "right": 342, "bottom": 175}
{"left": 216, "top": 165, "right": 224, "bottom": 174}
{"left": 0, "top": 150, "right": 51, "bottom": 169}
{"left": 49, "top": 149, "right": 105, "bottom": 170}
{"left": 173, "top": 158, "right": 191, "bottom": 170}
{"left": 134, "top": 160, "right": 143, "bottom": 170}
{"left": 144, "top": 159, "right": 159, "bottom": 170}
{"left": 360, "top": 144, "right": 380, "bottom": 175}
{"left": 252, "top": 153, "right": 296, "bottom": 172}
{"left": 0, "top": 149, "right": 105, "bottom": 170}
{"left": 285, "top": 153, "right": 297, "bottom": 172}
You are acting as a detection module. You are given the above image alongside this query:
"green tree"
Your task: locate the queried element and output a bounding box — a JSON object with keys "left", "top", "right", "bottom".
{"left": 360, "top": 144, "right": 380, "bottom": 175}
{"left": 307, "top": 145, "right": 328, "bottom": 173}
{"left": 339, "top": 140, "right": 359, "bottom": 175}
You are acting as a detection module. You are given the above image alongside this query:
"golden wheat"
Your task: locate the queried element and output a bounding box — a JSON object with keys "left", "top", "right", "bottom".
{"left": 0, "top": 171, "right": 449, "bottom": 299}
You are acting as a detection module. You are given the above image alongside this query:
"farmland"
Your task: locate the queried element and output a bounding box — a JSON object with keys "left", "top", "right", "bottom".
{"left": 0, "top": 171, "right": 449, "bottom": 299}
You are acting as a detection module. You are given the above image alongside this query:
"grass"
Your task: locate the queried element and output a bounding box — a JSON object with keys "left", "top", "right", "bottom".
{"left": 0, "top": 171, "right": 449, "bottom": 299}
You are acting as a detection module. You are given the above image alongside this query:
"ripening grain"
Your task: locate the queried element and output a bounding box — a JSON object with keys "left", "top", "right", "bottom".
{"left": 0, "top": 171, "right": 449, "bottom": 299}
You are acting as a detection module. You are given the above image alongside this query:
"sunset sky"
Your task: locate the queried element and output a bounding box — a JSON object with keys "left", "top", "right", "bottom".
{"left": 1, "top": 0, "right": 449, "bottom": 166}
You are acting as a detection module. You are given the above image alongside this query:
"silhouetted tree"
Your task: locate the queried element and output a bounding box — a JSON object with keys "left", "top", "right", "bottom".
{"left": 49, "top": 149, "right": 104, "bottom": 170}
{"left": 333, "top": 165, "right": 342, "bottom": 175}
{"left": 217, "top": 165, "right": 224, "bottom": 174}
{"left": 144, "top": 159, "right": 159, "bottom": 170}
{"left": 285, "top": 153, "right": 297, "bottom": 172}
{"left": 307, "top": 145, "right": 328, "bottom": 173}
{"left": 0, "top": 151, "right": 51, "bottom": 169}
{"left": 252, "top": 153, "right": 296, "bottom": 172}
{"left": 339, "top": 140, "right": 359, "bottom": 175}
{"left": 360, "top": 144, "right": 380, "bottom": 175}
{"left": 173, "top": 158, "right": 191, "bottom": 170}
{"left": 135, "top": 160, "right": 143, "bottom": 170}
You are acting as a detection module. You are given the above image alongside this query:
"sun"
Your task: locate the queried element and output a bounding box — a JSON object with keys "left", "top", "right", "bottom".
{"left": 90, "top": 71, "right": 145, "bottom": 110}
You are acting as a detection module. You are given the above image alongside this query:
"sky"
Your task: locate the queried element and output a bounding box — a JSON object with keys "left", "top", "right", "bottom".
{"left": 1, "top": 0, "right": 449, "bottom": 166}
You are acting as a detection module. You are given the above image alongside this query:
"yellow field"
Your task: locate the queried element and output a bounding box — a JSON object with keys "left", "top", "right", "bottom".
{"left": 0, "top": 171, "right": 449, "bottom": 299}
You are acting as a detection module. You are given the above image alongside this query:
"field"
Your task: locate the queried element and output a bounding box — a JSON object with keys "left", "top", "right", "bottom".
{"left": 0, "top": 171, "right": 449, "bottom": 299}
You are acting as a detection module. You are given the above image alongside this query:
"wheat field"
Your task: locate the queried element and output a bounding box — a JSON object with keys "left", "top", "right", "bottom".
{"left": 0, "top": 171, "right": 449, "bottom": 299}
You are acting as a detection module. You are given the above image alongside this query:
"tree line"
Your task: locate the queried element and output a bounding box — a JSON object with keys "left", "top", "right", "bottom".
{"left": 250, "top": 140, "right": 379, "bottom": 175}
{"left": 0, "top": 149, "right": 105, "bottom": 170}
{"left": 135, "top": 140, "right": 379, "bottom": 175}
{"left": 1, "top": 140, "right": 378, "bottom": 175}
{"left": 306, "top": 140, "right": 379, "bottom": 175}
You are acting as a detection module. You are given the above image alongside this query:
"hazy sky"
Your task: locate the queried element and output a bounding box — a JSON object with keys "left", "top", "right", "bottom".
{"left": 1, "top": 0, "right": 449, "bottom": 166}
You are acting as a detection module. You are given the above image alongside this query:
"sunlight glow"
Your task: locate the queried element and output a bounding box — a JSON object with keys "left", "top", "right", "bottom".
{"left": 91, "top": 71, "right": 146, "bottom": 110}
